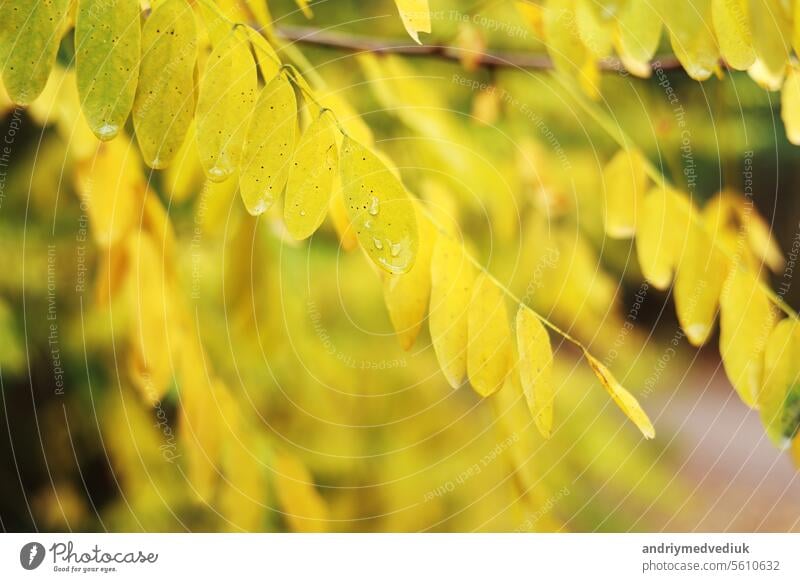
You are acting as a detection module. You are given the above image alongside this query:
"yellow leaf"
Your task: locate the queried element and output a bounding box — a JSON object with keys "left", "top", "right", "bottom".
{"left": 635, "top": 187, "right": 692, "bottom": 290}
{"left": 273, "top": 451, "right": 329, "bottom": 533}
{"left": 660, "top": 0, "right": 720, "bottom": 81}
{"left": 394, "top": 0, "right": 431, "bottom": 44}
{"left": 240, "top": 73, "right": 297, "bottom": 214}
{"left": 703, "top": 190, "right": 784, "bottom": 273}
{"left": 196, "top": 29, "right": 257, "bottom": 182}
{"left": 674, "top": 215, "right": 730, "bottom": 346}
{"left": 615, "top": 0, "right": 661, "bottom": 76}
{"left": 178, "top": 357, "right": 223, "bottom": 503}
{"left": 602, "top": 149, "right": 648, "bottom": 238}
{"left": 712, "top": 0, "right": 756, "bottom": 70}
{"left": 544, "top": 0, "right": 599, "bottom": 94}
{"left": 586, "top": 354, "right": 655, "bottom": 439}
{"left": 719, "top": 266, "right": 777, "bottom": 407}
{"left": 76, "top": 0, "right": 141, "bottom": 140}
{"left": 197, "top": 0, "right": 234, "bottom": 48}
{"left": 142, "top": 187, "right": 178, "bottom": 265}
{"left": 515, "top": 307, "right": 554, "bottom": 438}
{"left": 218, "top": 392, "right": 268, "bottom": 532}
{"left": 0, "top": 0, "right": 69, "bottom": 104}
{"left": 340, "top": 137, "right": 419, "bottom": 274}
{"left": 284, "top": 112, "right": 338, "bottom": 240}
{"left": 295, "top": 0, "right": 314, "bottom": 18}
{"left": 782, "top": 66, "right": 800, "bottom": 145}
{"left": 74, "top": 135, "right": 144, "bottom": 247}
{"left": 429, "top": 237, "right": 476, "bottom": 388}
{"left": 33, "top": 67, "right": 98, "bottom": 161}
{"left": 126, "top": 232, "right": 175, "bottom": 403}
{"left": 133, "top": 0, "right": 197, "bottom": 169}
{"left": 383, "top": 209, "right": 437, "bottom": 350}
{"left": 760, "top": 319, "right": 800, "bottom": 443}
{"left": 575, "top": 0, "right": 613, "bottom": 58}
{"left": 749, "top": 0, "right": 791, "bottom": 87}
{"left": 467, "top": 273, "right": 512, "bottom": 397}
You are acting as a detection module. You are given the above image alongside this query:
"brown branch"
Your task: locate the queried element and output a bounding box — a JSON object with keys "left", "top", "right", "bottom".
{"left": 273, "top": 25, "right": 683, "bottom": 72}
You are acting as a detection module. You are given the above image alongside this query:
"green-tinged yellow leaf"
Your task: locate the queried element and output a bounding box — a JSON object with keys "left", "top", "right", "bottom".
{"left": 602, "top": 149, "right": 648, "bottom": 238}
{"left": 660, "top": 0, "right": 719, "bottom": 81}
{"left": 74, "top": 135, "right": 144, "bottom": 247}
{"left": 273, "top": 451, "right": 329, "bottom": 533}
{"left": 586, "top": 354, "right": 655, "bottom": 439}
{"left": 196, "top": 29, "right": 257, "bottom": 182}
{"left": 748, "top": 0, "right": 791, "bottom": 87}
{"left": 635, "top": 187, "right": 692, "bottom": 290}
{"left": 515, "top": 307, "right": 554, "bottom": 438}
{"left": 340, "top": 137, "right": 419, "bottom": 274}
{"left": 782, "top": 66, "right": 800, "bottom": 145}
{"left": 133, "top": 0, "right": 197, "bottom": 169}
{"left": 383, "top": 210, "right": 436, "bottom": 350}
{"left": 719, "top": 266, "right": 776, "bottom": 407}
{"left": 240, "top": 73, "right": 297, "bottom": 214}
{"left": 615, "top": 0, "right": 661, "bottom": 77}
{"left": 0, "top": 0, "right": 69, "bottom": 104}
{"left": 394, "top": 0, "right": 431, "bottom": 44}
{"left": 197, "top": 0, "right": 232, "bottom": 48}
{"left": 76, "top": 0, "right": 141, "bottom": 140}
{"left": 284, "top": 113, "right": 338, "bottom": 239}
{"left": 429, "top": 237, "right": 476, "bottom": 388}
{"left": 467, "top": 273, "right": 512, "bottom": 397}
{"left": 712, "top": 0, "right": 755, "bottom": 70}
{"left": 760, "top": 320, "right": 800, "bottom": 443}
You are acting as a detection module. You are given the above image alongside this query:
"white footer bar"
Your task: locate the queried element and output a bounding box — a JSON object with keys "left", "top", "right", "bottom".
{"left": 1, "top": 533, "right": 798, "bottom": 581}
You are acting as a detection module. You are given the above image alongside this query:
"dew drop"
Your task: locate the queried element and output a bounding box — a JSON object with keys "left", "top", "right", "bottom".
{"left": 96, "top": 123, "right": 118, "bottom": 140}
{"left": 373, "top": 237, "right": 383, "bottom": 250}
{"left": 249, "top": 199, "right": 268, "bottom": 216}
{"left": 208, "top": 166, "right": 230, "bottom": 181}
{"left": 368, "top": 196, "right": 380, "bottom": 216}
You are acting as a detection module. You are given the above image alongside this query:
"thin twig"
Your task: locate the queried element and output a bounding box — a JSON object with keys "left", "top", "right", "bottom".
{"left": 274, "top": 25, "right": 683, "bottom": 72}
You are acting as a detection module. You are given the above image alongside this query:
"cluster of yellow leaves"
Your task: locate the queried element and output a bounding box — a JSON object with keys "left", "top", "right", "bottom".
{"left": 389, "top": 221, "right": 653, "bottom": 439}
{"left": 2, "top": 0, "right": 659, "bottom": 513}
{"left": 603, "top": 148, "right": 800, "bottom": 444}
{"left": 515, "top": 0, "right": 800, "bottom": 145}
{"left": 2, "top": 0, "right": 342, "bottom": 531}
